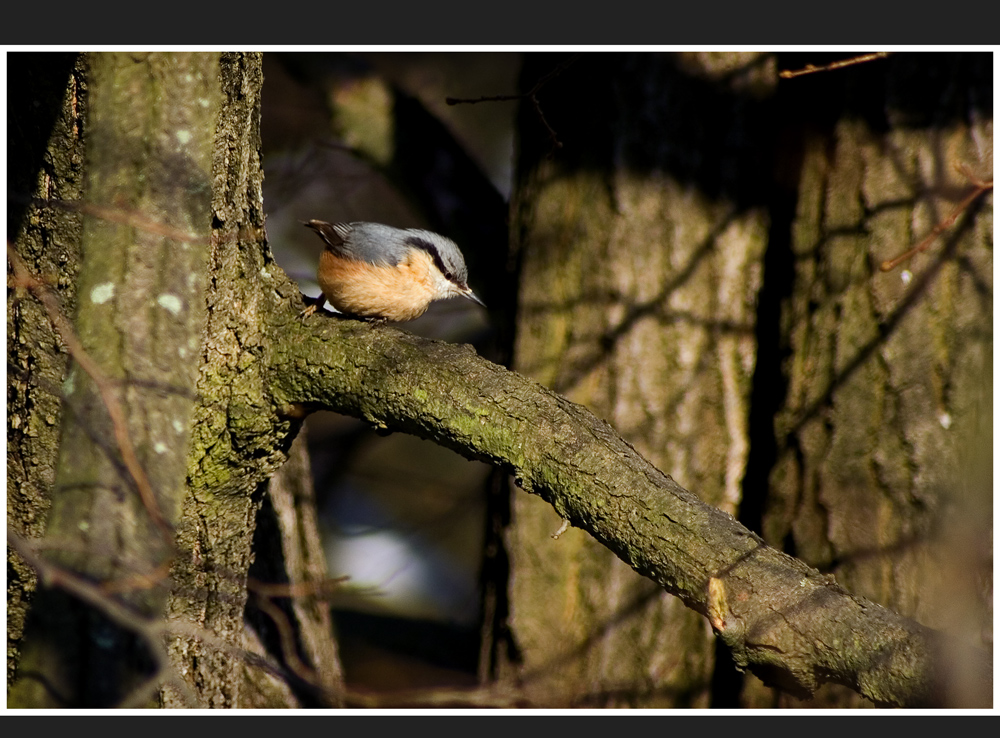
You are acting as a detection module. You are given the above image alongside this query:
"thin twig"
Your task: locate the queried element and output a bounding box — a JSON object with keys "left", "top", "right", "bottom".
{"left": 7, "top": 246, "right": 174, "bottom": 541}
{"left": 10, "top": 527, "right": 330, "bottom": 708}
{"left": 880, "top": 168, "right": 993, "bottom": 272}
{"left": 99, "top": 559, "right": 175, "bottom": 594}
{"left": 780, "top": 52, "right": 890, "bottom": 79}
{"left": 12, "top": 196, "right": 207, "bottom": 244}
{"left": 11, "top": 195, "right": 262, "bottom": 246}
{"left": 247, "top": 576, "right": 349, "bottom": 600}
{"left": 164, "top": 621, "right": 302, "bottom": 695}
{"left": 447, "top": 56, "right": 576, "bottom": 152}
{"left": 7, "top": 527, "right": 199, "bottom": 707}
{"left": 251, "top": 593, "right": 320, "bottom": 686}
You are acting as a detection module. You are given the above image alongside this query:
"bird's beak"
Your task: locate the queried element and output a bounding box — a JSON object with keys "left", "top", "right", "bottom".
{"left": 463, "top": 288, "right": 486, "bottom": 309}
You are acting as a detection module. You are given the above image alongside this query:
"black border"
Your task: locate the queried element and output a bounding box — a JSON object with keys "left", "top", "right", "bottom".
{"left": 3, "top": 1, "right": 1000, "bottom": 45}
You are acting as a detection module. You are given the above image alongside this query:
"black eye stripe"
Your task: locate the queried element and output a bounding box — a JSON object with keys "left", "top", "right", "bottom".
{"left": 404, "top": 236, "right": 455, "bottom": 283}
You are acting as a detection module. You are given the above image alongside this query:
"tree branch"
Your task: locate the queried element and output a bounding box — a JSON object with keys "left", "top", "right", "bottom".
{"left": 269, "top": 314, "right": 991, "bottom": 707}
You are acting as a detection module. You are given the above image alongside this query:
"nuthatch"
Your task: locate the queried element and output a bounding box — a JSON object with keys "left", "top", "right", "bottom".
{"left": 302, "top": 220, "right": 485, "bottom": 323}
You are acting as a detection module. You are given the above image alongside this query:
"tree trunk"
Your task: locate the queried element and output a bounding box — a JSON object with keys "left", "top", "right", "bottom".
{"left": 7, "top": 51, "right": 87, "bottom": 695}
{"left": 497, "top": 51, "right": 991, "bottom": 708}
{"left": 7, "top": 51, "right": 343, "bottom": 709}
{"left": 10, "top": 51, "right": 222, "bottom": 707}
{"left": 501, "top": 52, "right": 774, "bottom": 707}
{"left": 748, "top": 51, "right": 993, "bottom": 707}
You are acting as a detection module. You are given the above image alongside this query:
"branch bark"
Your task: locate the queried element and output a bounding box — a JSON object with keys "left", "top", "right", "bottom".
{"left": 268, "top": 314, "right": 991, "bottom": 707}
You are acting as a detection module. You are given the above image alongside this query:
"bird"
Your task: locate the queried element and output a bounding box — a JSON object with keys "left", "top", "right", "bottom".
{"left": 301, "top": 220, "right": 485, "bottom": 323}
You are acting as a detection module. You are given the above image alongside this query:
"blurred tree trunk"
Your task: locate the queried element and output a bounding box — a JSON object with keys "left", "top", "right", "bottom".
{"left": 745, "top": 52, "right": 993, "bottom": 708}
{"left": 498, "top": 51, "right": 991, "bottom": 708}
{"left": 7, "top": 51, "right": 343, "bottom": 708}
{"left": 501, "top": 52, "right": 774, "bottom": 707}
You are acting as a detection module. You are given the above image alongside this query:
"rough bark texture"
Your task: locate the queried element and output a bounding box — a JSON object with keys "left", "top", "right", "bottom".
{"left": 10, "top": 52, "right": 221, "bottom": 707}
{"left": 501, "top": 52, "right": 773, "bottom": 707}
{"left": 7, "top": 52, "right": 87, "bottom": 692}
{"left": 159, "top": 52, "right": 313, "bottom": 708}
{"left": 751, "top": 53, "right": 993, "bottom": 707}
{"left": 8, "top": 52, "right": 343, "bottom": 709}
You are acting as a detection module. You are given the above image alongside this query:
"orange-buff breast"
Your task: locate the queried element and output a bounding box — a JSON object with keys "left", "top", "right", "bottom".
{"left": 317, "top": 249, "right": 437, "bottom": 322}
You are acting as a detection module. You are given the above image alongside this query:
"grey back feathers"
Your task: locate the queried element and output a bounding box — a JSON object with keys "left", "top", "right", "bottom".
{"left": 304, "top": 220, "right": 470, "bottom": 287}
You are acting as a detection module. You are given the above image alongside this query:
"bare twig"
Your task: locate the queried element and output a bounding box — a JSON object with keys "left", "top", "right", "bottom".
{"left": 7, "top": 245, "right": 174, "bottom": 542}
{"left": 250, "top": 593, "right": 319, "bottom": 686}
{"left": 447, "top": 56, "right": 576, "bottom": 152}
{"left": 9, "top": 527, "right": 327, "bottom": 708}
{"left": 10, "top": 195, "right": 263, "bottom": 247}
{"left": 245, "top": 575, "right": 348, "bottom": 705}
{"left": 247, "top": 576, "right": 349, "bottom": 601}
{"left": 880, "top": 167, "right": 993, "bottom": 272}
{"left": 11, "top": 196, "right": 208, "bottom": 244}
{"left": 780, "top": 52, "right": 890, "bottom": 79}
{"left": 7, "top": 527, "right": 198, "bottom": 707}
{"left": 99, "top": 560, "right": 175, "bottom": 595}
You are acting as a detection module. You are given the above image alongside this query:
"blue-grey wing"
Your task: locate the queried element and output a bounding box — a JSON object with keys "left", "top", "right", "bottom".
{"left": 306, "top": 220, "right": 412, "bottom": 267}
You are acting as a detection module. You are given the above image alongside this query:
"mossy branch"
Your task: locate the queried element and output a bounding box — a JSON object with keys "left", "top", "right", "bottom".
{"left": 268, "top": 311, "right": 991, "bottom": 708}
